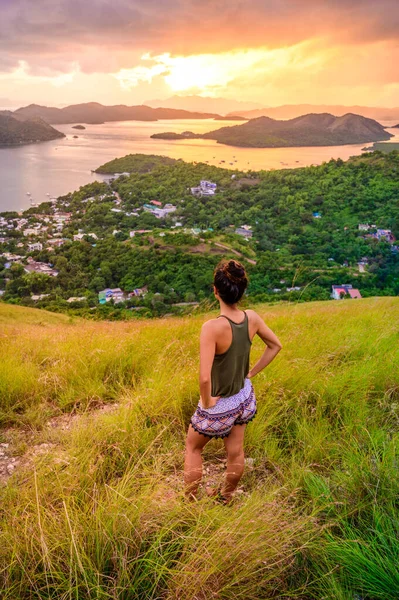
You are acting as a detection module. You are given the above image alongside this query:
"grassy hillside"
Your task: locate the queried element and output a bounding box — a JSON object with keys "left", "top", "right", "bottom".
{"left": 1, "top": 298, "right": 399, "bottom": 598}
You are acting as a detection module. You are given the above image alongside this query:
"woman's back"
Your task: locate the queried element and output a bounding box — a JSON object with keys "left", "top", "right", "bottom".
{"left": 211, "top": 310, "right": 252, "bottom": 397}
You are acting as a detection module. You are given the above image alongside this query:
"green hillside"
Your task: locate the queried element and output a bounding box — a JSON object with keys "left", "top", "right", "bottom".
{"left": 95, "top": 153, "right": 179, "bottom": 174}
{"left": 2, "top": 298, "right": 399, "bottom": 598}
{"left": 1, "top": 151, "right": 399, "bottom": 319}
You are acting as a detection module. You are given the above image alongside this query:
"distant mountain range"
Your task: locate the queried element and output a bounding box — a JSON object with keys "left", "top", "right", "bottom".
{"left": 151, "top": 113, "right": 393, "bottom": 148}
{"left": 0, "top": 113, "right": 65, "bottom": 146}
{"left": 12, "top": 102, "right": 220, "bottom": 124}
{"left": 146, "top": 95, "right": 262, "bottom": 115}
{"left": 229, "top": 104, "right": 399, "bottom": 122}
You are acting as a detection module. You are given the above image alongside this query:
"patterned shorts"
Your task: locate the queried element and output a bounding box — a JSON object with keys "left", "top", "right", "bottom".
{"left": 190, "top": 378, "right": 257, "bottom": 439}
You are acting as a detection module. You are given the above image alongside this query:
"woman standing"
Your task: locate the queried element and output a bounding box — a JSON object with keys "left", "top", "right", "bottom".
{"left": 184, "top": 259, "right": 282, "bottom": 503}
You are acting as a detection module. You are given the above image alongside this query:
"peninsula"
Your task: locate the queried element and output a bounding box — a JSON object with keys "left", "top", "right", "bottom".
{"left": 0, "top": 113, "right": 65, "bottom": 146}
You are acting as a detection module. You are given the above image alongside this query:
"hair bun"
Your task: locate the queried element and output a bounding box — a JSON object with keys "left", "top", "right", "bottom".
{"left": 228, "top": 260, "right": 245, "bottom": 278}
{"left": 214, "top": 259, "right": 248, "bottom": 304}
{"left": 223, "top": 260, "right": 246, "bottom": 283}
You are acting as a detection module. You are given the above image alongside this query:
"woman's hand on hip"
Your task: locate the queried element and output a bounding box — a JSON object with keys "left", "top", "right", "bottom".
{"left": 200, "top": 395, "right": 220, "bottom": 409}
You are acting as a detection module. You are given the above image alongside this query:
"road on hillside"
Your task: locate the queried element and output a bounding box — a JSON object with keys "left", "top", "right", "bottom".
{"left": 214, "top": 242, "right": 257, "bottom": 265}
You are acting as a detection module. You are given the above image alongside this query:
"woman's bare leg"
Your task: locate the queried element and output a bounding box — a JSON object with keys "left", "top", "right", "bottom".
{"left": 222, "top": 424, "right": 246, "bottom": 502}
{"left": 184, "top": 425, "right": 211, "bottom": 499}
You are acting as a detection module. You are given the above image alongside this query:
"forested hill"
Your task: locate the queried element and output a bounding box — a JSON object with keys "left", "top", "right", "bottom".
{"left": 151, "top": 113, "right": 393, "bottom": 147}
{"left": 95, "top": 154, "right": 179, "bottom": 174}
{"left": 0, "top": 151, "right": 398, "bottom": 317}
{"left": 0, "top": 113, "right": 65, "bottom": 146}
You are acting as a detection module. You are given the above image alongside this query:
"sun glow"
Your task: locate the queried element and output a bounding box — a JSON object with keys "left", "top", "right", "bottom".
{"left": 113, "top": 43, "right": 321, "bottom": 96}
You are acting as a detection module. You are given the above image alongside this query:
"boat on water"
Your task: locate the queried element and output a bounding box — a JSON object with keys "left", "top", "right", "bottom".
{"left": 46, "top": 192, "right": 50, "bottom": 196}
{"left": 26, "top": 192, "right": 31, "bottom": 195}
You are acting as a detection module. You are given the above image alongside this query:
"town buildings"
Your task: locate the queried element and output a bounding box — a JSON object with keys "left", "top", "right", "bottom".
{"left": 235, "top": 226, "right": 253, "bottom": 239}
{"left": 24, "top": 258, "right": 58, "bottom": 277}
{"left": 191, "top": 180, "right": 217, "bottom": 197}
{"left": 143, "top": 203, "right": 177, "bottom": 219}
{"left": 331, "top": 285, "right": 362, "bottom": 300}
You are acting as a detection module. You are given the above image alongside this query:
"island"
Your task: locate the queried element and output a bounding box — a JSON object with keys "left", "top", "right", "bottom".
{"left": 12, "top": 102, "right": 221, "bottom": 124}
{"left": 72, "top": 124, "right": 86, "bottom": 130}
{"left": 151, "top": 113, "right": 393, "bottom": 148}
{"left": 0, "top": 113, "right": 65, "bottom": 146}
{"left": 213, "top": 115, "right": 247, "bottom": 121}
{"left": 151, "top": 131, "right": 200, "bottom": 140}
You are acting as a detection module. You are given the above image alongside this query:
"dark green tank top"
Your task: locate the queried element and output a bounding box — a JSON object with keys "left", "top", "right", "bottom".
{"left": 211, "top": 311, "right": 252, "bottom": 397}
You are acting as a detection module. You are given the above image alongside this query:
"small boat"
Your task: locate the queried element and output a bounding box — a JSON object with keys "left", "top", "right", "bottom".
{"left": 221, "top": 160, "right": 225, "bottom": 163}
{"left": 26, "top": 192, "right": 31, "bottom": 195}
{"left": 46, "top": 192, "right": 50, "bottom": 196}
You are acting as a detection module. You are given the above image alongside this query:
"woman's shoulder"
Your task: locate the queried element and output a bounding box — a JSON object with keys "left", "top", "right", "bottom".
{"left": 244, "top": 309, "right": 264, "bottom": 330}
{"left": 244, "top": 308, "right": 261, "bottom": 321}
{"left": 201, "top": 316, "right": 229, "bottom": 333}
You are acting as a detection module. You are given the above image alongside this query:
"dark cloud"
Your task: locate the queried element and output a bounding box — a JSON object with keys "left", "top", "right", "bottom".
{"left": 0, "top": 0, "right": 398, "bottom": 74}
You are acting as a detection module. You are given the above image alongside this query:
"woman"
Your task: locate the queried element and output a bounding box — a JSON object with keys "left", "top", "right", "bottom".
{"left": 184, "top": 259, "right": 282, "bottom": 503}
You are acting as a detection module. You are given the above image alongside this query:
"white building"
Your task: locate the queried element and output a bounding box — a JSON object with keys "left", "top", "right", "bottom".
{"left": 28, "top": 242, "right": 43, "bottom": 252}
{"left": 191, "top": 180, "right": 217, "bottom": 197}
{"left": 73, "top": 232, "right": 98, "bottom": 241}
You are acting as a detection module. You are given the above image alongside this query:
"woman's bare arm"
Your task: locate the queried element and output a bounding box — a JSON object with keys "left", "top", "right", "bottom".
{"left": 247, "top": 312, "right": 282, "bottom": 379}
{"left": 199, "top": 321, "right": 220, "bottom": 409}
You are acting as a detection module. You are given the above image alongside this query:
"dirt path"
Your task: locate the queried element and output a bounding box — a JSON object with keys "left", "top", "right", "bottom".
{"left": 0, "top": 403, "right": 118, "bottom": 486}
{"left": 214, "top": 242, "right": 257, "bottom": 265}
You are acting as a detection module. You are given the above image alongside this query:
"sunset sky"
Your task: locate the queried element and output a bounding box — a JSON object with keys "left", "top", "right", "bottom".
{"left": 1, "top": 0, "right": 398, "bottom": 109}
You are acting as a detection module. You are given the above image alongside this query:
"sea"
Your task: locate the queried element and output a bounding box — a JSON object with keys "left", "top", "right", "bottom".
{"left": 0, "top": 118, "right": 398, "bottom": 212}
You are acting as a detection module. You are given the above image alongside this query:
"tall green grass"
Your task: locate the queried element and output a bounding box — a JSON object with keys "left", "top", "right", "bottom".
{"left": 1, "top": 298, "right": 399, "bottom": 598}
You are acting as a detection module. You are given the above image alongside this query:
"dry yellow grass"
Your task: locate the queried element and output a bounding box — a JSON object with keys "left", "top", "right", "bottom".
{"left": 1, "top": 297, "right": 399, "bottom": 598}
